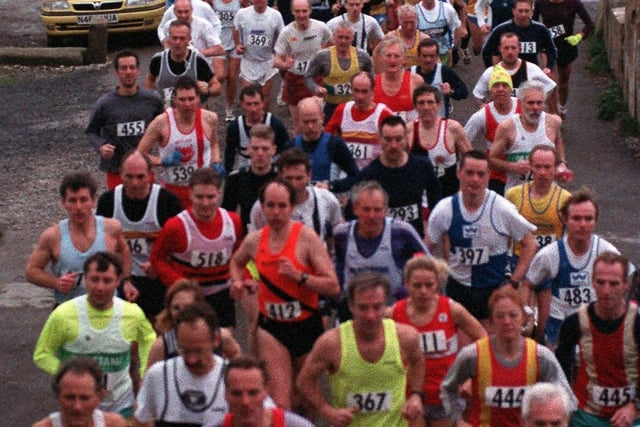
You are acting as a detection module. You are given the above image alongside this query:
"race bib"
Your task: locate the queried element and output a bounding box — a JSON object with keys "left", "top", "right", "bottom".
{"left": 265, "top": 301, "right": 302, "bottom": 320}
{"left": 248, "top": 33, "right": 269, "bottom": 46}
{"left": 535, "top": 234, "right": 555, "bottom": 248}
{"left": 455, "top": 246, "right": 489, "bottom": 265}
{"left": 388, "top": 204, "right": 419, "bottom": 222}
{"left": 167, "top": 165, "right": 195, "bottom": 184}
{"left": 549, "top": 24, "right": 566, "bottom": 39}
{"left": 419, "top": 330, "right": 447, "bottom": 353}
{"left": 485, "top": 386, "right": 527, "bottom": 408}
{"left": 331, "top": 82, "right": 351, "bottom": 96}
{"left": 217, "top": 10, "right": 234, "bottom": 24}
{"left": 346, "top": 391, "right": 392, "bottom": 413}
{"left": 346, "top": 142, "right": 373, "bottom": 160}
{"left": 116, "top": 120, "right": 145, "bottom": 137}
{"left": 592, "top": 385, "right": 636, "bottom": 407}
{"left": 559, "top": 286, "right": 592, "bottom": 307}
{"left": 520, "top": 41, "right": 537, "bottom": 54}
{"left": 190, "top": 250, "right": 231, "bottom": 268}
{"left": 293, "top": 59, "right": 309, "bottom": 74}
{"left": 126, "top": 238, "right": 149, "bottom": 256}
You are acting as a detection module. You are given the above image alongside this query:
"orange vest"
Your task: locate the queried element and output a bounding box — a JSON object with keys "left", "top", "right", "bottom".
{"left": 256, "top": 222, "right": 317, "bottom": 321}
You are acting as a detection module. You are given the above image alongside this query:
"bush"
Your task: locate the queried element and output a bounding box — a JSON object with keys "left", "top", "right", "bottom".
{"left": 587, "top": 30, "right": 610, "bottom": 75}
{"left": 597, "top": 82, "right": 625, "bottom": 121}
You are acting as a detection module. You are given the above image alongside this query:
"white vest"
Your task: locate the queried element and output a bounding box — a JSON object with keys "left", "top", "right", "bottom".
{"left": 113, "top": 184, "right": 162, "bottom": 277}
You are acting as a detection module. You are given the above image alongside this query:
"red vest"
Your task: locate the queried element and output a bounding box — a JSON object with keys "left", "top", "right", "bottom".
{"left": 574, "top": 303, "right": 639, "bottom": 418}
{"left": 393, "top": 296, "right": 459, "bottom": 405}
{"left": 471, "top": 337, "right": 538, "bottom": 427}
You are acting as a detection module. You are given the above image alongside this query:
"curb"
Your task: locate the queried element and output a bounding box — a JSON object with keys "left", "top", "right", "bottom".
{"left": 0, "top": 47, "right": 87, "bottom": 67}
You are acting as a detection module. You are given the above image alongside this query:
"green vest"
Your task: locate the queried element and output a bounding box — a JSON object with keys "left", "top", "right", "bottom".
{"left": 329, "top": 319, "right": 408, "bottom": 426}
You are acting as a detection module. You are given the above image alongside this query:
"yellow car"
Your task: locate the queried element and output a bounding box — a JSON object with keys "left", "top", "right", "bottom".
{"left": 41, "top": 0, "right": 165, "bottom": 46}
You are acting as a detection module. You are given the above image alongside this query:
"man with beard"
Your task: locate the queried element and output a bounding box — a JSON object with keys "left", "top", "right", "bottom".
{"left": 86, "top": 50, "right": 164, "bottom": 190}
{"left": 134, "top": 302, "right": 231, "bottom": 425}
{"left": 488, "top": 81, "right": 568, "bottom": 192}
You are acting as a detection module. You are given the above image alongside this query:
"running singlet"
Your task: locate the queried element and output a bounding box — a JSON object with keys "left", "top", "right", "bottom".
{"left": 170, "top": 209, "right": 236, "bottom": 293}
{"left": 374, "top": 71, "right": 417, "bottom": 123}
{"left": 50, "top": 410, "right": 105, "bottom": 427}
{"left": 159, "top": 107, "right": 211, "bottom": 189}
{"left": 324, "top": 46, "right": 360, "bottom": 105}
{"left": 506, "top": 182, "right": 567, "bottom": 256}
{"left": 113, "top": 184, "right": 162, "bottom": 277}
{"left": 52, "top": 216, "right": 107, "bottom": 304}
{"left": 574, "top": 303, "right": 640, "bottom": 418}
{"left": 504, "top": 112, "right": 553, "bottom": 190}
{"left": 343, "top": 218, "right": 404, "bottom": 295}
{"left": 329, "top": 319, "right": 408, "bottom": 426}
{"left": 256, "top": 222, "right": 317, "bottom": 322}
{"left": 392, "top": 296, "right": 458, "bottom": 405}
{"left": 471, "top": 336, "right": 538, "bottom": 427}
{"left": 339, "top": 101, "right": 385, "bottom": 169}
{"left": 59, "top": 297, "right": 133, "bottom": 413}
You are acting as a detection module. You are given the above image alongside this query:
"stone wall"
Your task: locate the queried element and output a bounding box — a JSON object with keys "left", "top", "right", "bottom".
{"left": 600, "top": 0, "right": 640, "bottom": 119}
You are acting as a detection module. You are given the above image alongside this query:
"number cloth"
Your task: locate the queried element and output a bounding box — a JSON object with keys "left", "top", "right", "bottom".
{"left": 51, "top": 216, "right": 107, "bottom": 304}
{"left": 480, "top": 18, "right": 558, "bottom": 68}
{"left": 325, "top": 100, "right": 393, "bottom": 169}
{"left": 505, "top": 182, "right": 570, "bottom": 257}
{"left": 440, "top": 335, "right": 574, "bottom": 425}
{"left": 85, "top": 86, "right": 163, "bottom": 174}
{"left": 212, "top": 0, "right": 242, "bottom": 51}
{"left": 427, "top": 191, "right": 535, "bottom": 288}
{"left": 392, "top": 296, "right": 459, "bottom": 406}
{"left": 256, "top": 222, "right": 317, "bottom": 322}
{"left": 150, "top": 207, "right": 242, "bottom": 289}
{"left": 526, "top": 235, "right": 620, "bottom": 345}
{"left": 159, "top": 107, "right": 212, "bottom": 206}
{"left": 329, "top": 319, "right": 408, "bottom": 427}
{"left": 555, "top": 302, "right": 640, "bottom": 420}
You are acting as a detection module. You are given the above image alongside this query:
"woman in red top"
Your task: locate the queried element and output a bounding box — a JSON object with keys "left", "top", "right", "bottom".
{"left": 387, "top": 255, "right": 486, "bottom": 426}
{"left": 228, "top": 179, "right": 339, "bottom": 412}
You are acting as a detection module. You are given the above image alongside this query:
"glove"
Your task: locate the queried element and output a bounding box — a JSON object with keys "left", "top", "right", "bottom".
{"left": 161, "top": 150, "right": 183, "bottom": 167}
{"left": 565, "top": 33, "right": 583, "bottom": 46}
{"left": 211, "top": 161, "right": 226, "bottom": 178}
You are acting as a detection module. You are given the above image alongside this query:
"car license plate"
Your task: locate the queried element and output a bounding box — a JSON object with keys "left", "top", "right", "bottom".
{"left": 77, "top": 14, "right": 118, "bottom": 25}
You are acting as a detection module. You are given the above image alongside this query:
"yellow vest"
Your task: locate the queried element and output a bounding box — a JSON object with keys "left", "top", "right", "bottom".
{"left": 324, "top": 46, "right": 360, "bottom": 105}
{"left": 506, "top": 182, "right": 570, "bottom": 256}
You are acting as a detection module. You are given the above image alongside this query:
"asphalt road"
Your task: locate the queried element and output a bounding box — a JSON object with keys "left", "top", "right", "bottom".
{"left": 1, "top": 0, "right": 639, "bottom": 424}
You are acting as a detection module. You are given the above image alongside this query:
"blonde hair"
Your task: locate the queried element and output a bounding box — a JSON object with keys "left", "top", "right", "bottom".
{"left": 403, "top": 255, "right": 450, "bottom": 286}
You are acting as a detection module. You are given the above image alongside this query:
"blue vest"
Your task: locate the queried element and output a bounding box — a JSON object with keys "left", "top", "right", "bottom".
{"left": 293, "top": 132, "right": 332, "bottom": 181}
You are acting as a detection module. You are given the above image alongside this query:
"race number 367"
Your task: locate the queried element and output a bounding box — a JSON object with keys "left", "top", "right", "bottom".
{"left": 346, "top": 391, "right": 392, "bottom": 413}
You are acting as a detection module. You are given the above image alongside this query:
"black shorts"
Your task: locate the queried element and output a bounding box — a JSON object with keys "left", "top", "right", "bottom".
{"left": 556, "top": 39, "right": 579, "bottom": 68}
{"left": 130, "top": 275, "right": 166, "bottom": 317}
{"left": 258, "top": 311, "right": 324, "bottom": 358}
{"left": 204, "top": 287, "right": 236, "bottom": 328}
{"left": 445, "top": 277, "right": 497, "bottom": 320}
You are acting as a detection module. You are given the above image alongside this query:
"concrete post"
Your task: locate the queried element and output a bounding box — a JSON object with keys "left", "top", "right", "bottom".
{"left": 85, "top": 18, "right": 108, "bottom": 64}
